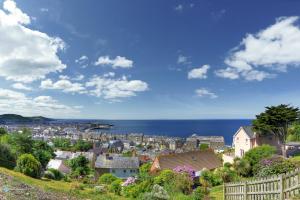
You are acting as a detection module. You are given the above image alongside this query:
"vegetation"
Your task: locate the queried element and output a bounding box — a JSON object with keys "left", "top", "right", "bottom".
{"left": 0, "top": 143, "right": 15, "bottom": 169}
{"left": 253, "top": 104, "right": 300, "bottom": 144}
{"left": 15, "top": 153, "right": 41, "bottom": 178}
{"left": 287, "top": 122, "right": 300, "bottom": 142}
{"left": 199, "top": 143, "right": 209, "bottom": 151}
{"left": 68, "top": 155, "right": 91, "bottom": 177}
{"left": 99, "top": 173, "right": 118, "bottom": 184}
{"left": 52, "top": 138, "right": 92, "bottom": 151}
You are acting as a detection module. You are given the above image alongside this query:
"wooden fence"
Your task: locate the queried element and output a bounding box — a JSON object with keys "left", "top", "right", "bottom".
{"left": 224, "top": 169, "right": 300, "bottom": 200}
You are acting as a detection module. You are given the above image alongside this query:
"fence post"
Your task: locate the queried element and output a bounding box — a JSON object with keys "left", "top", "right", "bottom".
{"left": 244, "top": 181, "right": 247, "bottom": 200}
{"left": 279, "top": 174, "right": 284, "bottom": 200}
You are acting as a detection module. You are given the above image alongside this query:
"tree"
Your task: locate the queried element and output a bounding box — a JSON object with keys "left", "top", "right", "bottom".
{"left": 154, "top": 170, "right": 175, "bottom": 186}
{"left": 253, "top": 104, "right": 300, "bottom": 144}
{"left": 139, "top": 163, "right": 152, "bottom": 181}
{"left": 0, "top": 127, "right": 7, "bottom": 136}
{"left": 32, "top": 140, "right": 54, "bottom": 168}
{"left": 15, "top": 154, "right": 41, "bottom": 178}
{"left": 52, "top": 138, "right": 71, "bottom": 150}
{"left": 287, "top": 123, "right": 300, "bottom": 142}
{"left": 74, "top": 139, "right": 93, "bottom": 151}
{"left": 68, "top": 155, "right": 90, "bottom": 177}
{"left": 0, "top": 143, "right": 16, "bottom": 169}
{"left": 7, "top": 132, "right": 34, "bottom": 156}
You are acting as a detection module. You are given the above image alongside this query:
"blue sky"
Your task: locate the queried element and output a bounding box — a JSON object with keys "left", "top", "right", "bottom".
{"left": 0, "top": 0, "right": 300, "bottom": 119}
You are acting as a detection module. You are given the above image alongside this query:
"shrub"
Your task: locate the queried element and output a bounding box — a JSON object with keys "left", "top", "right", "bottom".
{"left": 68, "top": 155, "right": 90, "bottom": 177}
{"left": 0, "top": 143, "right": 16, "bottom": 169}
{"left": 98, "top": 173, "right": 118, "bottom": 184}
{"left": 139, "top": 163, "right": 152, "bottom": 180}
{"left": 141, "top": 184, "right": 170, "bottom": 200}
{"left": 173, "top": 165, "right": 196, "bottom": 179}
{"left": 233, "top": 157, "right": 251, "bottom": 177}
{"left": 165, "top": 173, "right": 193, "bottom": 195}
{"left": 192, "top": 187, "right": 206, "bottom": 200}
{"left": 255, "top": 156, "right": 297, "bottom": 177}
{"left": 15, "top": 154, "right": 41, "bottom": 178}
{"left": 214, "top": 166, "right": 238, "bottom": 183}
{"left": 244, "top": 145, "right": 276, "bottom": 167}
{"left": 109, "top": 179, "right": 122, "bottom": 195}
{"left": 200, "top": 169, "right": 222, "bottom": 188}
{"left": 199, "top": 143, "right": 209, "bottom": 151}
{"left": 154, "top": 170, "right": 175, "bottom": 186}
{"left": 44, "top": 170, "right": 55, "bottom": 179}
{"left": 47, "top": 168, "right": 64, "bottom": 180}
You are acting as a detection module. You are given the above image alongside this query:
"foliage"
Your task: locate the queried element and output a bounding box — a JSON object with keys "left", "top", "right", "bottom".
{"left": 122, "top": 177, "right": 136, "bottom": 186}
{"left": 165, "top": 173, "right": 193, "bottom": 195}
{"left": 287, "top": 123, "right": 300, "bottom": 142}
{"left": 123, "top": 179, "right": 154, "bottom": 198}
{"left": 98, "top": 173, "right": 118, "bottom": 184}
{"left": 0, "top": 127, "right": 7, "bottom": 136}
{"left": 122, "top": 151, "right": 133, "bottom": 157}
{"left": 192, "top": 187, "right": 206, "bottom": 200}
{"left": 154, "top": 170, "right": 175, "bottom": 186}
{"left": 173, "top": 165, "right": 196, "bottom": 179}
{"left": 5, "top": 132, "right": 34, "bottom": 156}
{"left": 139, "top": 162, "right": 152, "bottom": 180}
{"left": 253, "top": 104, "right": 300, "bottom": 143}
{"left": 233, "top": 157, "right": 251, "bottom": 177}
{"left": 243, "top": 145, "right": 276, "bottom": 175}
{"left": 214, "top": 166, "right": 238, "bottom": 183}
{"left": 200, "top": 169, "right": 222, "bottom": 187}
{"left": 74, "top": 139, "right": 93, "bottom": 151}
{"left": 0, "top": 143, "right": 16, "bottom": 169}
{"left": 109, "top": 179, "right": 122, "bottom": 195}
{"left": 47, "top": 168, "right": 64, "bottom": 180}
{"left": 44, "top": 170, "right": 55, "bottom": 179}
{"left": 68, "top": 155, "right": 90, "bottom": 177}
{"left": 199, "top": 143, "right": 209, "bottom": 151}
{"left": 15, "top": 154, "right": 41, "bottom": 178}
{"left": 141, "top": 184, "right": 170, "bottom": 200}
{"left": 255, "top": 156, "right": 297, "bottom": 177}
{"left": 52, "top": 138, "right": 71, "bottom": 150}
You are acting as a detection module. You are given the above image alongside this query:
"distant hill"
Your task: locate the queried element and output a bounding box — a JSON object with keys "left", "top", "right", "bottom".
{"left": 0, "top": 114, "right": 53, "bottom": 124}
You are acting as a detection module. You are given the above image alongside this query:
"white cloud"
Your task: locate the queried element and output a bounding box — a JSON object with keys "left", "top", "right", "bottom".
{"left": 59, "top": 75, "right": 70, "bottom": 80}
{"left": 188, "top": 65, "right": 210, "bottom": 79}
{"left": 11, "top": 83, "right": 32, "bottom": 91}
{"left": 0, "top": 0, "right": 66, "bottom": 83}
{"left": 0, "top": 88, "right": 80, "bottom": 117}
{"left": 177, "top": 55, "right": 189, "bottom": 65}
{"left": 86, "top": 75, "right": 148, "bottom": 100}
{"left": 174, "top": 4, "right": 183, "bottom": 12}
{"left": 40, "top": 79, "right": 86, "bottom": 94}
{"left": 40, "top": 8, "right": 48, "bottom": 12}
{"left": 95, "top": 56, "right": 133, "bottom": 69}
{"left": 195, "top": 88, "right": 218, "bottom": 99}
{"left": 75, "top": 55, "right": 88, "bottom": 68}
{"left": 216, "top": 16, "right": 300, "bottom": 81}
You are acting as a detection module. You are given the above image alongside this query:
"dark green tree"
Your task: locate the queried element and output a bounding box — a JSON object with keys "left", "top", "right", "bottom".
{"left": 0, "top": 127, "right": 7, "bottom": 136}
{"left": 68, "top": 155, "right": 90, "bottom": 177}
{"left": 0, "top": 143, "right": 16, "bottom": 169}
{"left": 74, "top": 139, "right": 93, "bottom": 151}
{"left": 253, "top": 104, "right": 300, "bottom": 143}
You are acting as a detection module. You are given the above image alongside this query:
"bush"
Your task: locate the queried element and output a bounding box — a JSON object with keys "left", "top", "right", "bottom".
{"left": 154, "top": 170, "right": 175, "bottom": 186}
{"left": 200, "top": 169, "right": 222, "bottom": 187}
{"left": 165, "top": 173, "right": 193, "bottom": 195}
{"left": 47, "top": 168, "right": 64, "bottom": 180}
{"left": 141, "top": 184, "right": 169, "bottom": 200}
{"left": 109, "top": 179, "right": 122, "bottom": 195}
{"left": 0, "top": 143, "right": 16, "bottom": 169}
{"left": 44, "top": 170, "right": 55, "bottom": 179}
{"left": 214, "top": 166, "right": 238, "bottom": 183}
{"left": 192, "top": 187, "right": 206, "bottom": 200}
{"left": 233, "top": 157, "right": 251, "bottom": 177}
{"left": 68, "top": 155, "right": 90, "bottom": 177}
{"left": 244, "top": 145, "right": 276, "bottom": 175}
{"left": 255, "top": 156, "right": 297, "bottom": 177}
{"left": 139, "top": 163, "right": 152, "bottom": 180}
{"left": 15, "top": 154, "right": 41, "bottom": 178}
{"left": 199, "top": 143, "right": 209, "bottom": 151}
{"left": 99, "top": 173, "right": 118, "bottom": 184}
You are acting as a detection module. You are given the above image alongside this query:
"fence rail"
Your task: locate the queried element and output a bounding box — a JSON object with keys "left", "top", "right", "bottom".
{"left": 224, "top": 168, "right": 300, "bottom": 200}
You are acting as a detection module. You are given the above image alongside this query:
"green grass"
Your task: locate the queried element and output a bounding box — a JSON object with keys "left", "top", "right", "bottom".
{"left": 0, "top": 167, "right": 125, "bottom": 200}
{"left": 210, "top": 185, "right": 223, "bottom": 200}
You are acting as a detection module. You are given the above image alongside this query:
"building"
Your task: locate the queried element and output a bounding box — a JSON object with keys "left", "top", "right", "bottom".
{"left": 95, "top": 154, "right": 139, "bottom": 179}
{"left": 233, "top": 126, "right": 282, "bottom": 158}
{"left": 46, "top": 159, "right": 71, "bottom": 174}
{"left": 150, "top": 150, "right": 222, "bottom": 176}
{"left": 184, "top": 135, "right": 225, "bottom": 151}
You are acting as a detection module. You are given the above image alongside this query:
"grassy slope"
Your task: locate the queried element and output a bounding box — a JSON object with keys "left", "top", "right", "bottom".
{"left": 0, "top": 167, "right": 124, "bottom": 200}
{"left": 209, "top": 185, "right": 223, "bottom": 200}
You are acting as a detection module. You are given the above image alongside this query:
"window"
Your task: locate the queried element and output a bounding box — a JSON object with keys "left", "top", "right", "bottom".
{"left": 123, "top": 170, "right": 127, "bottom": 173}
{"left": 112, "top": 169, "right": 115, "bottom": 173}
{"left": 240, "top": 149, "right": 245, "bottom": 157}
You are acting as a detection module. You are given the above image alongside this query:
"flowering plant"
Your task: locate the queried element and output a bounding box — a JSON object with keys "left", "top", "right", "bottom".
{"left": 121, "top": 177, "right": 136, "bottom": 186}
{"left": 173, "top": 165, "right": 196, "bottom": 179}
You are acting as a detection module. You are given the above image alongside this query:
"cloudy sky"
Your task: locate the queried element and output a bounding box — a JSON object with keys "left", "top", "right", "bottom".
{"left": 0, "top": 0, "right": 300, "bottom": 119}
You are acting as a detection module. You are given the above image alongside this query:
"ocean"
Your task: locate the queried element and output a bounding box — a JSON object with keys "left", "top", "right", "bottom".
{"left": 60, "top": 119, "right": 252, "bottom": 145}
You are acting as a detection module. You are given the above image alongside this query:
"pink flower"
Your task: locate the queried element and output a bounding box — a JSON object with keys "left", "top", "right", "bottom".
{"left": 173, "top": 165, "right": 195, "bottom": 179}
{"left": 122, "top": 177, "right": 136, "bottom": 186}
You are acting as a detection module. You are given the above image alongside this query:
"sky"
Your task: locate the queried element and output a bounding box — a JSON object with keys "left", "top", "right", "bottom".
{"left": 0, "top": 0, "right": 300, "bottom": 119}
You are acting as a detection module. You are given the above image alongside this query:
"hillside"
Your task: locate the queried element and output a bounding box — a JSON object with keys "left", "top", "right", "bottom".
{"left": 0, "top": 167, "right": 122, "bottom": 200}
{"left": 0, "top": 114, "right": 52, "bottom": 124}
